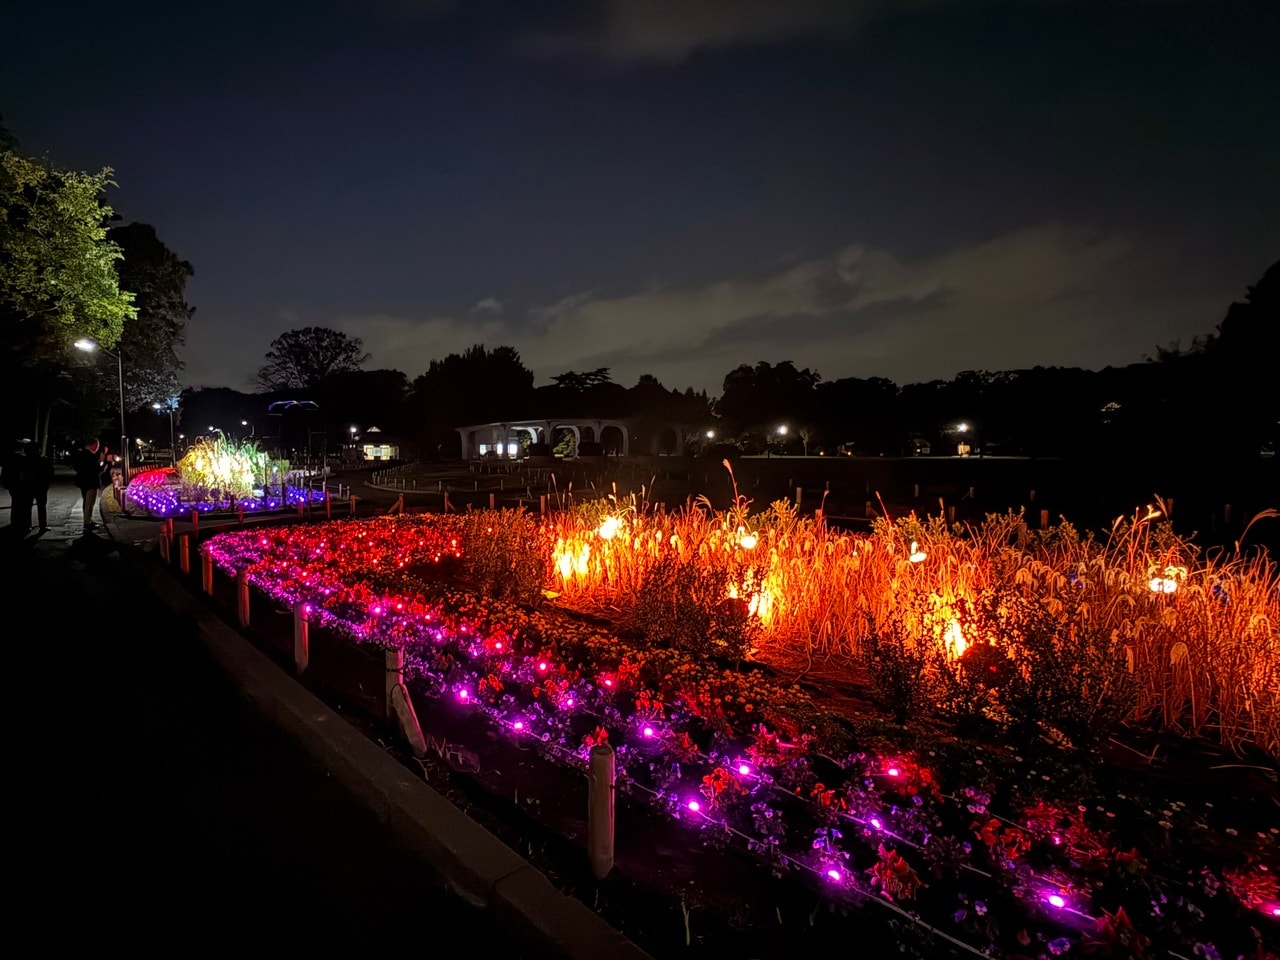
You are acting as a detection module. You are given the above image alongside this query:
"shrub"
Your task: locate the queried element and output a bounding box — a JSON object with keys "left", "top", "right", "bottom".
{"left": 458, "top": 508, "right": 552, "bottom": 606}
{"left": 858, "top": 612, "right": 932, "bottom": 725}
{"left": 634, "top": 554, "right": 759, "bottom": 663}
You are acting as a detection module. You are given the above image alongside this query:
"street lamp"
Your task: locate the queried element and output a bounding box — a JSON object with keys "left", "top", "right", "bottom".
{"left": 241, "top": 419, "right": 255, "bottom": 437}
{"left": 153, "top": 402, "right": 177, "bottom": 466}
{"left": 74, "top": 338, "right": 129, "bottom": 493}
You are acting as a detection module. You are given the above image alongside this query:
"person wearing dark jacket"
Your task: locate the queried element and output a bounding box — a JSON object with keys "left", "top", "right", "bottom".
{"left": 2, "top": 439, "right": 33, "bottom": 537}
{"left": 25, "top": 441, "right": 53, "bottom": 531}
{"left": 71, "top": 438, "right": 104, "bottom": 530}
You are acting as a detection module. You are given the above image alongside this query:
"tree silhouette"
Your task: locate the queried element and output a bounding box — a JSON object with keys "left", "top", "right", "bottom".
{"left": 256, "top": 326, "right": 370, "bottom": 391}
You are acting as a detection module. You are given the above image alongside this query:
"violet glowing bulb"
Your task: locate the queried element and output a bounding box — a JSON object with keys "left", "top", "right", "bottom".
{"left": 566, "top": 698, "right": 574, "bottom": 707}
{"left": 458, "top": 689, "right": 469, "bottom": 700}
{"left": 870, "top": 818, "right": 881, "bottom": 829}
{"left": 738, "top": 764, "right": 750, "bottom": 776}
{"left": 887, "top": 767, "right": 900, "bottom": 777}
{"left": 604, "top": 679, "right": 613, "bottom": 687}
{"left": 826, "top": 869, "right": 841, "bottom": 881}
{"left": 643, "top": 726, "right": 654, "bottom": 737}
{"left": 538, "top": 661, "right": 548, "bottom": 672}
{"left": 1271, "top": 906, "right": 1279, "bottom": 916}
{"left": 1047, "top": 895, "right": 1066, "bottom": 909}
{"left": 687, "top": 800, "right": 700, "bottom": 812}
{"left": 495, "top": 641, "right": 503, "bottom": 651}
{"left": 513, "top": 720, "right": 524, "bottom": 731}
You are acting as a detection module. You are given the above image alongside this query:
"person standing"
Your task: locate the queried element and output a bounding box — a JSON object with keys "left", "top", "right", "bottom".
{"left": 2, "top": 439, "right": 33, "bottom": 537}
{"left": 72, "top": 438, "right": 104, "bottom": 530}
{"left": 25, "top": 441, "right": 53, "bottom": 532}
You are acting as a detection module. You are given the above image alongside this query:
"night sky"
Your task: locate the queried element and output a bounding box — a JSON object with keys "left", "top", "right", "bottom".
{"left": 3, "top": 0, "right": 1277, "bottom": 394}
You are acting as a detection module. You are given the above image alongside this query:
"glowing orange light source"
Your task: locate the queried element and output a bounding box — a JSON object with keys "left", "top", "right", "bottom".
{"left": 908, "top": 541, "right": 927, "bottom": 563}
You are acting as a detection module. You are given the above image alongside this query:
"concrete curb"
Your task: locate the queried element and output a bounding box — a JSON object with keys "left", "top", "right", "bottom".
{"left": 145, "top": 564, "right": 652, "bottom": 960}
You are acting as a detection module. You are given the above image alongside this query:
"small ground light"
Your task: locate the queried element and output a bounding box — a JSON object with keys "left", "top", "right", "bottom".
{"left": 826, "top": 869, "right": 842, "bottom": 881}
{"left": 887, "top": 766, "right": 900, "bottom": 776}
{"left": 538, "top": 661, "right": 548, "bottom": 671}
{"left": 643, "top": 726, "right": 655, "bottom": 737}
{"left": 513, "top": 720, "right": 524, "bottom": 731}
{"left": 687, "top": 800, "right": 700, "bottom": 812}
{"left": 738, "top": 764, "right": 751, "bottom": 776}
{"left": 458, "top": 689, "right": 469, "bottom": 701}
{"left": 1047, "top": 895, "right": 1066, "bottom": 909}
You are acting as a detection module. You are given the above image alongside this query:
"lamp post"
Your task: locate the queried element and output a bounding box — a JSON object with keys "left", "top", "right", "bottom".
{"left": 153, "top": 402, "right": 177, "bottom": 466}
{"left": 241, "top": 419, "right": 255, "bottom": 438}
{"left": 74, "top": 338, "right": 129, "bottom": 493}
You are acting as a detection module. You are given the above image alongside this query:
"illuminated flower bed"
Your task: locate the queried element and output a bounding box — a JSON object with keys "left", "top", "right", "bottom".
{"left": 203, "top": 513, "right": 1280, "bottom": 959}
{"left": 126, "top": 432, "right": 326, "bottom": 516}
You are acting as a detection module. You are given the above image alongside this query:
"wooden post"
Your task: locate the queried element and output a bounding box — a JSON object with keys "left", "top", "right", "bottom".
{"left": 795, "top": 486, "right": 802, "bottom": 508}
{"left": 179, "top": 534, "right": 190, "bottom": 574}
{"left": 1166, "top": 498, "right": 1174, "bottom": 519}
{"left": 967, "top": 486, "right": 975, "bottom": 499}
{"left": 540, "top": 494, "right": 547, "bottom": 514}
{"left": 349, "top": 495, "right": 356, "bottom": 515}
{"left": 237, "top": 505, "right": 244, "bottom": 526}
{"left": 489, "top": 492, "right": 496, "bottom": 509}
{"left": 325, "top": 490, "right": 331, "bottom": 520}
{"left": 865, "top": 500, "right": 873, "bottom": 518}
{"left": 947, "top": 505, "right": 956, "bottom": 525}
{"left": 297, "top": 502, "right": 305, "bottom": 518}
{"left": 1029, "top": 489, "right": 1036, "bottom": 503}
{"left": 588, "top": 744, "right": 615, "bottom": 880}
{"left": 387, "top": 648, "right": 426, "bottom": 757}
{"left": 913, "top": 483, "right": 919, "bottom": 498}
{"left": 158, "top": 529, "right": 170, "bottom": 564}
{"left": 237, "top": 570, "right": 251, "bottom": 628}
{"left": 1040, "top": 508, "right": 1050, "bottom": 529}
{"left": 190, "top": 508, "right": 199, "bottom": 534}
{"left": 1224, "top": 503, "right": 1232, "bottom": 525}
{"left": 293, "top": 602, "right": 310, "bottom": 674}
{"left": 443, "top": 492, "right": 451, "bottom": 512}
{"left": 385, "top": 647, "right": 403, "bottom": 720}
{"left": 201, "top": 551, "right": 214, "bottom": 594}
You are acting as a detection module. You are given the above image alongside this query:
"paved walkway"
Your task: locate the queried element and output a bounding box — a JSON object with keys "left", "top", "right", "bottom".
{"left": 1, "top": 474, "right": 531, "bottom": 955}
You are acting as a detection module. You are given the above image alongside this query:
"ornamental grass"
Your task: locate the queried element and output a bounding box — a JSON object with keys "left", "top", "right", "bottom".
{"left": 545, "top": 471, "right": 1280, "bottom": 759}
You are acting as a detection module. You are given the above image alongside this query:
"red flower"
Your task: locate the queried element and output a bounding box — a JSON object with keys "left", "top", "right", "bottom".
{"left": 868, "top": 845, "right": 926, "bottom": 901}
{"left": 582, "top": 726, "right": 610, "bottom": 748}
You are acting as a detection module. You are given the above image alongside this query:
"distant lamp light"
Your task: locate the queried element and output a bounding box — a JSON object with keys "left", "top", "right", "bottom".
{"left": 956, "top": 422, "right": 969, "bottom": 433}
{"left": 73, "top": 339, "right": 96, "bottom": 352}
{"left": 777, "top": 425, "right": 788, "bottom": 435}
{"left": 705, "top": 430, "right": 715, "bottom": 440}
{"left": 152, "top": 402, "right": 163, "bottom": 410}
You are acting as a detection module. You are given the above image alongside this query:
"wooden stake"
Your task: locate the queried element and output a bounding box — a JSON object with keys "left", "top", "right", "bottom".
{"left": 201, "top": 551, "right": 214, "bottom": 595}
{"left": 587, "top": 744, "right": 615, "bottom": 880}
{"left": 237, "top": 570, "right": 251, "bottom": 628}
{"left": 325, "top": 490, "right": 331, "bottom": 520}
{"left": 489, "top": 492, "right": 496, "bottom": 509}
{"left": 1040, "top": 509, "right": 1049, "bottom": 529}
{"left": 190, "top": 508, "right": 199, "bottom": 534}
{"left": 349, "top": 494, "right": 356, "bottom": 515}
{"left": 293, "top": 602, "right": 310, "bottom": 673}
{"left": 179, "top": 534, "right": 190, "bottom": 574}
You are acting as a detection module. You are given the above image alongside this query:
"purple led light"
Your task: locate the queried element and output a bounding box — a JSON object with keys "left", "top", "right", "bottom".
{"left": 512, "top": 720, "right": 524, "bottom": 731}
{"left": 458, "top": 689, "right": 469, "bottom": 701}
{"left": 887, "top": 766, "right": 900, "bottom": 777}
{"left": 642, "top": 726, "right": 655, "bottom": 737}
{"left": 687, "top": 800, "right": 700, "bottom": 812}
{"left": 869, "top": 817, "right": 881, "bottom": 829}
{"left": 1047, "top": 894, "right": 1066, "bottom": 909}
{"left": 826, "top": 868, "right": 841, "bottom": 881}
{"left": 538, "top": 661, "right": 549, "bottom": 672}
{"left": 738, "top": 764, "right": 750, "bottom": 776}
